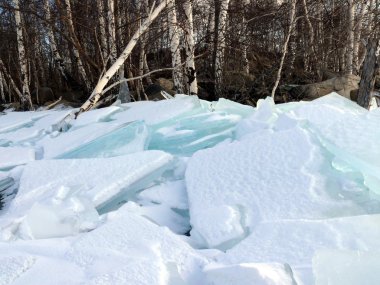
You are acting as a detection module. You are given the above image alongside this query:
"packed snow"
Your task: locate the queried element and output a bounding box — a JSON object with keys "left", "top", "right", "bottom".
{"left": 0, "top": 93, "right": 379, "bottom": 284}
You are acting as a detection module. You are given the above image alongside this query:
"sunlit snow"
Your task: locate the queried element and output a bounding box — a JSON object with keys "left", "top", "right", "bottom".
{"left": 0, "top": 93, "right": 379, "bottom": 284}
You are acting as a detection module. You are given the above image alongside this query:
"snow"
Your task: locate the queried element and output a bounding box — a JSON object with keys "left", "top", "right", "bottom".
{"left": 203, "top": 263, "right": 295, "bottom": 285}
{"left": 1, "top": 93, "right": 380, "bottom": 284}
{"left": 186, "top": 126, "right": 371, "bottom": 249}
{"left": 138, "top": 180, "right": 188, "bottom": 210}
{"left": 0, "top": 147, "right": 35, "bottom": 169}
{"left": 313, "top": 249, "right": 380, "bottom": 285}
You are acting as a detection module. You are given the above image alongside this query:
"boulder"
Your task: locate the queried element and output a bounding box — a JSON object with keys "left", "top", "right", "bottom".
{"left": 289, "top": 75, "right": 360, "bottom": 101}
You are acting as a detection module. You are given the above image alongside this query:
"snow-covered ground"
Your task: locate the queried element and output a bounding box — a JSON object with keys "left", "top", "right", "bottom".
{"left": 0, "top": 93, "right": 379, "bottom": 285}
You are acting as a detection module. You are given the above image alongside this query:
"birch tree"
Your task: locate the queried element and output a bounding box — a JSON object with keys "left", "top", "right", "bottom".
{"left": 346, "top": 0, "right": 355, "bottom": 75}
{"left": 96, "top": 0, "right": 108, "bottom": 64}
{"left": 271, "top": 0, "right": 297, "bottom": 98}
{"left": 73, "top": 0, "right": 169, "bottom": 117}
{"left": 242, "top": 0, "right": 250, "bottom": 75}
{"left": 168, "top": 0, "right": 183, "bottom": 93}
{"left": 183, "top": 0, "right": 198, "bottom": 94}
{"left": 214, "top": 0, "right": 231, "bottom": 97}
{"left": 13, "top": 0, "right": 33, "bottom": 110}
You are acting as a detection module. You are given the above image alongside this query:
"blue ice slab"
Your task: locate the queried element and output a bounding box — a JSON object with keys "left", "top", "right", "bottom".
{"left": 56, "top": 121, "right": 149, "bottom": 159}
{"left": 149, "top": 111, "right": 240, "bottom": 155}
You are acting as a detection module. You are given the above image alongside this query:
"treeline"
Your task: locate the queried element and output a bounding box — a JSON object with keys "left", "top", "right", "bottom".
{"left": 0, "top": 0, "right": 379, "bottom": 110}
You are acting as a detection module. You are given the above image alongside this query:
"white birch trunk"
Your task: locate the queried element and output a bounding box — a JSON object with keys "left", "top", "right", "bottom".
{"left": 75, "top": 0, "right": 168, "bottom": 116}
{"left": 353, "top": 3, "right": 366, "bottom": 73}
{"left": 64, "top": 0, "right": 91, "bottom": 90}
{"left": 214, "top": 0, "right": 231, "bottom": 97}
{"left": 271, "top": 0, "right": 297, "bottom": 98}
{"left": 346, "top": 0, "right": 355, "bottom": 75}
{"left": 183, "top": 0, "right": 198, "bottom": 94}
{"left": 96, "top": 0, "right": 108, "bottom": 64}
{"left": 242, "top": 0, "right": 250, "bottom": 75}
{"left": 107, "top": 0, "right": 117, "bottom": 64}
{"left": 168, "top": 0, "right": 183, "bottom": 93}
{"left": 13, "top": 0, "right": 33, "bottom": 110}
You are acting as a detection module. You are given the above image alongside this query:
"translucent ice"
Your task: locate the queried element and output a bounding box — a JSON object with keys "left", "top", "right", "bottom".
{"left": 2, "top": 151, "right": 174, "bottom": 239}
{"left": 57, "top": 121, "right": 149, "bottom": 159}
{"left": 186, "top": 127, "right": 370, "bottom": 249}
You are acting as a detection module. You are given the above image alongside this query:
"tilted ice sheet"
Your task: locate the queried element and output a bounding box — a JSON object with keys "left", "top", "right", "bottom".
{"left": 38, "top": 122, "right": 125, "bottom": 158}
{"left": 150, "top": 111, "right": 240, "bottom": 155}
{"left": 1, "top": 151, "right": 174, "bottom": 239}
{"left": 313, "top": 249, "right": 380, "bottom": 285}
{"left": 185, "top": 126, "right": 367, "bottom": 249}
{"left": 220, "top": 215, "right": 380, "bottom": 284}
{"left": 0, "top": 147, "right": 35, "bottom": 169}
{"left": 57, "top": 121, "right": 149, "bottom": 159}
{"left": 0, "top": 111, "right": 47, "bottom": 133}
{"left": 316, "top": 108, "right": 380, "bottom": 195}
{"left": 112, "top": 95, "right": 202, "bottom": 126}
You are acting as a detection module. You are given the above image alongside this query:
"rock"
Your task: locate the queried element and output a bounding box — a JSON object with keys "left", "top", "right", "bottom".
{"left": 289, "top": 75, "right": 360, "bottom": 101}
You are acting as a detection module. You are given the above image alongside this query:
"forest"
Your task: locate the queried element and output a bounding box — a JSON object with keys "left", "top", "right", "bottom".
{"left": 0, "top": 0, "right": 379, "bottom": 111}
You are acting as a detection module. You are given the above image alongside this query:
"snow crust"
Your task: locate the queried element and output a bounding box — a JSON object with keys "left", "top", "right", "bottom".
{"left": 1, "top": 93, "right": 380, "bottom": 284}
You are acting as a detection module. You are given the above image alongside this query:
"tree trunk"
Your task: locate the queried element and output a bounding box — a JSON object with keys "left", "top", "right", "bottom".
{"left": 13, "top": 0, "right": 33, "bottom": 110}
{"left": 214, "top": 0, "right": 230, "bottom": 97}
{"left": 96, "top": 0, "right": 108, "bottom": 64}
{"left": 353, "top": 3, "right": 366, "bottom": 74}
{"left": 0, "top": 59, "right": 23, "bottom": 101}
{"left": 346, "top": 0, "right": 355, "bottom": 75}
{"left": 107, "top": 0, "right": 117, "bottom": 64}
{"left": 75, "top": 0, "right": 168, "bottom": 116}
{"left": 357, "top": 38, "right": 379, "bottom": 109}
{"left": 168, "top": 0, "right": 183, "bottom": 93}
{"left": 242, "top": 0, "right": 250, "bottom": 75}
{"left": 271, "top": 0, "right": 297, "bottom": 98}
{"left": 183, "top": 0, "right": 198, "bottom": 94}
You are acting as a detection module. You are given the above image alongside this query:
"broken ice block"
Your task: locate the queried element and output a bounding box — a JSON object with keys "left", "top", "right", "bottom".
{"left": 0, "top": 147, "right": 35, "bottom": 169}
{"left": 39, "top": 122, "right": 127, "bottom": 158}
{"left": 112, "top": 95, "right": 202, "bottom": 126}
{"left": 221, "top": 215, "right": 380, "bottom": 284}
{"left": 0, "top": 111, "right": 47, "bottom": 133}
{"left": 57, "top": 121, "right": 149, "bottom": 159}
{"left": 18, "top": 187, "right": 99, "bottom": 239}
{"left": 5, "top": 151, "right": 174, "bottom": 223}
{"left": 149, "top": 112, "right": 240, "bottom": 155}
{"left": 213, "top": 98, "right": 254, "bottom": 118}
{"left": 186, "top": 127, "right": 370, "bottom": 249}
